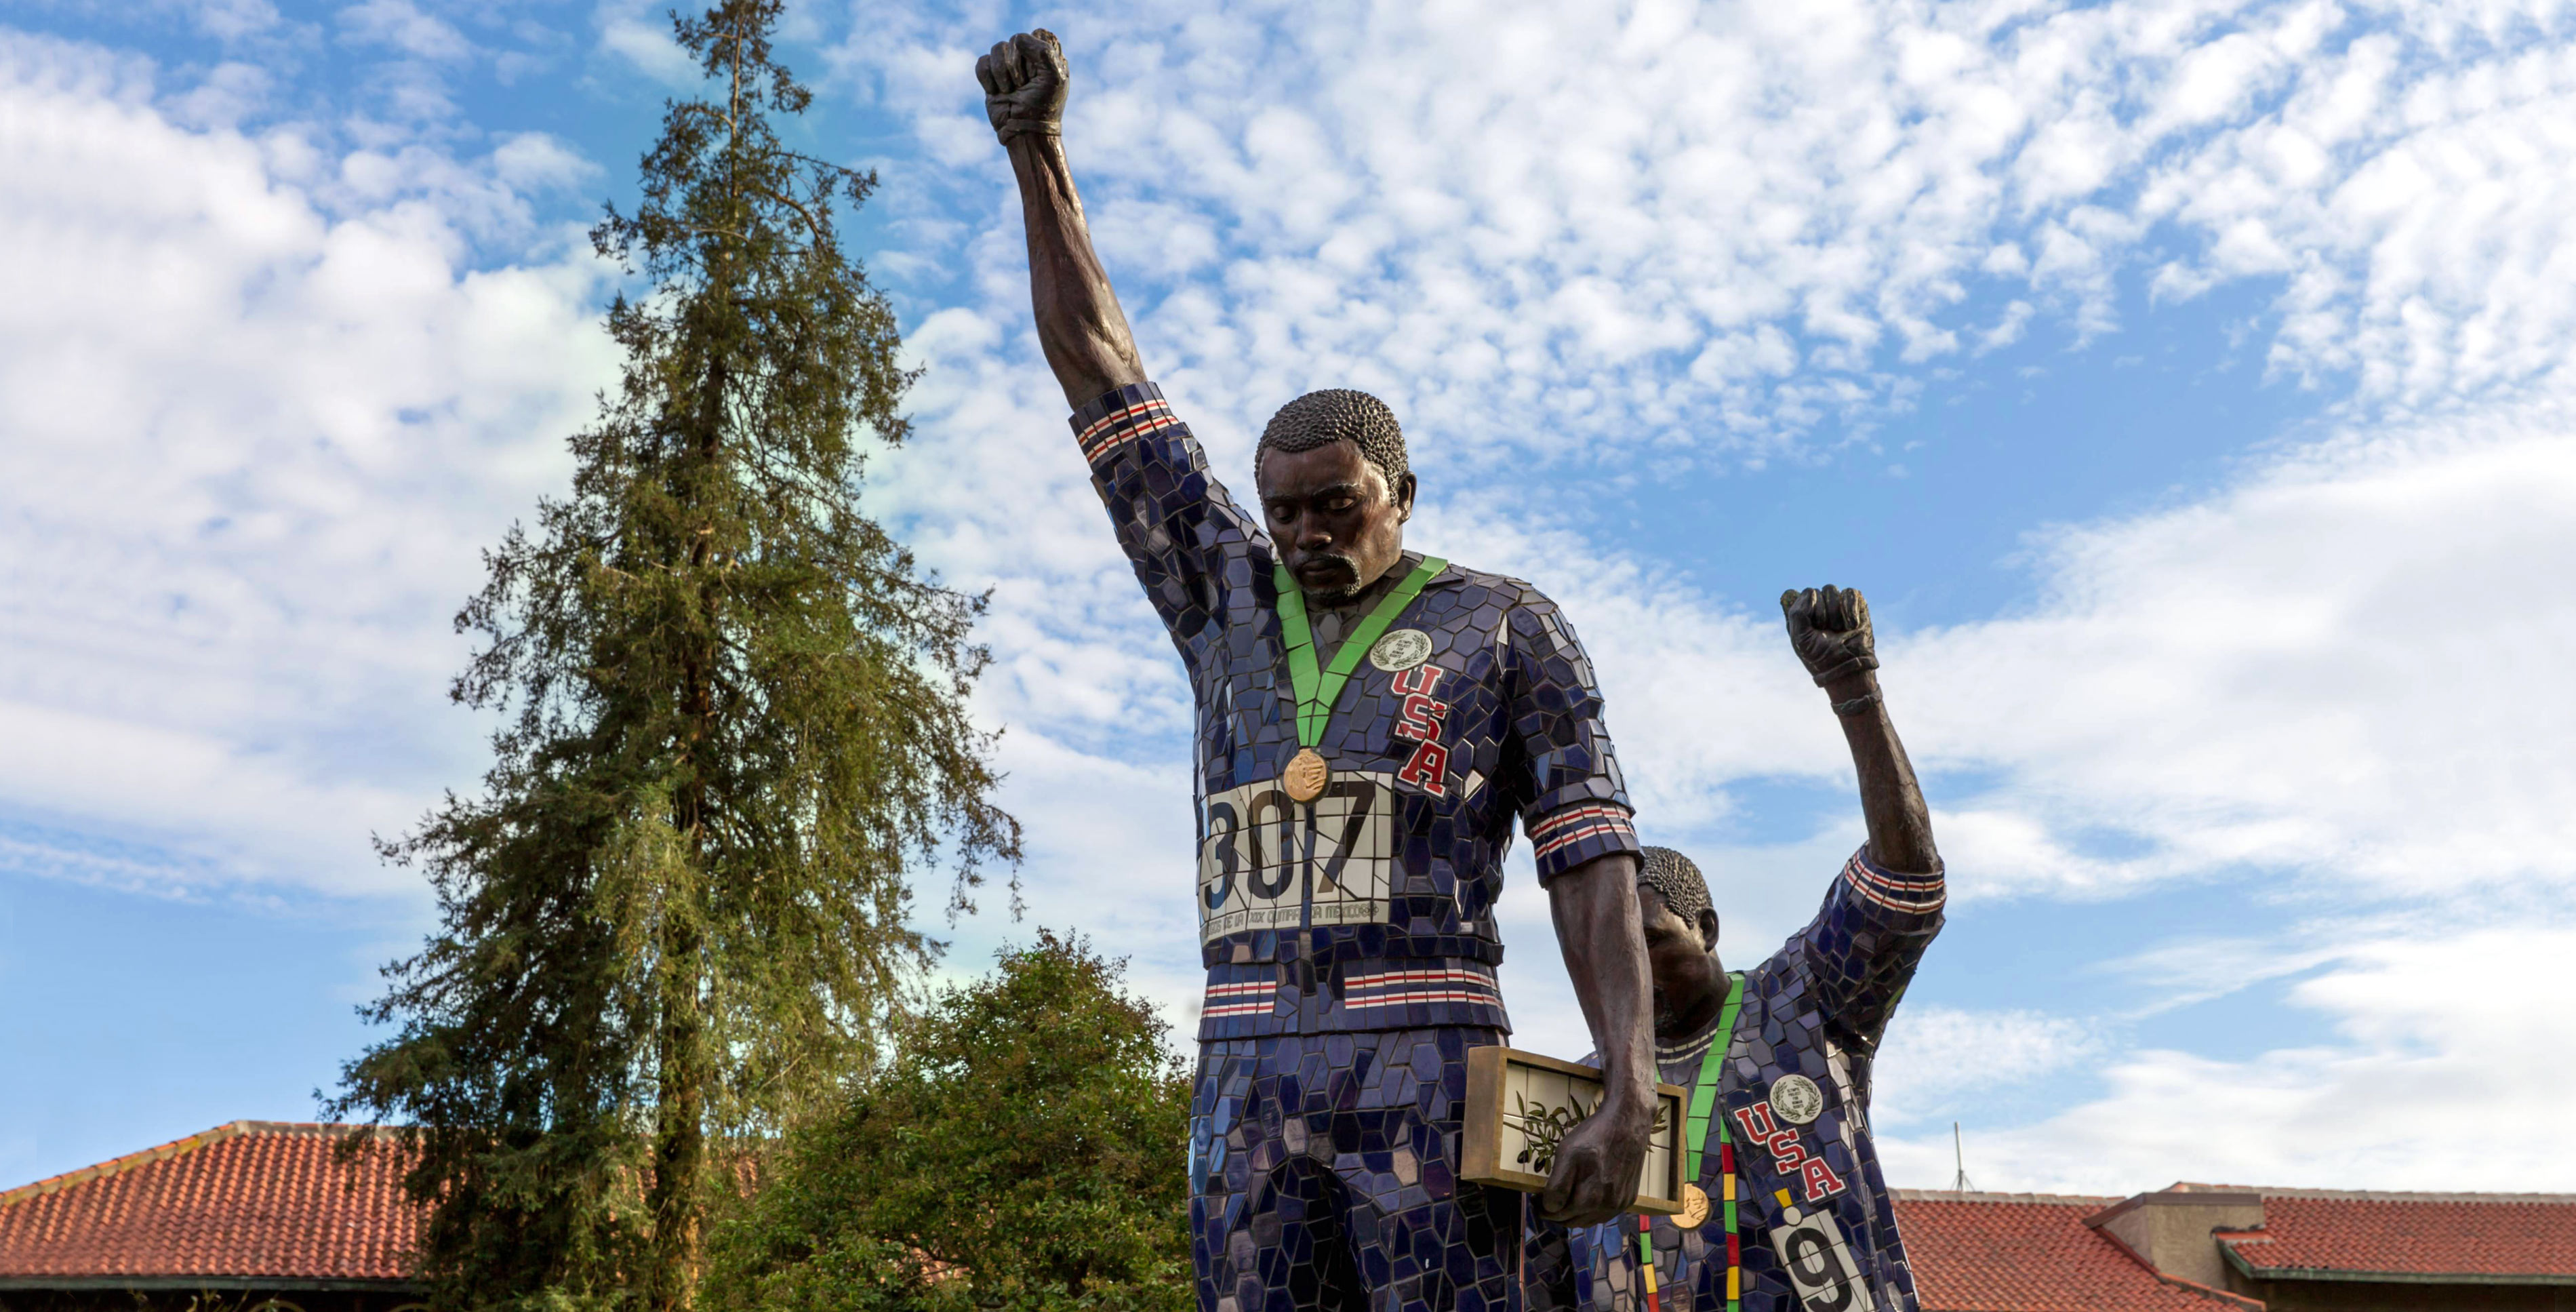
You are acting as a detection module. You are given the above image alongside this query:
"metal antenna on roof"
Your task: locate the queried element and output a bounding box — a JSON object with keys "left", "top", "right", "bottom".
{"left": 1952, "top": 1122, "right": 1977, "bottom": 1193}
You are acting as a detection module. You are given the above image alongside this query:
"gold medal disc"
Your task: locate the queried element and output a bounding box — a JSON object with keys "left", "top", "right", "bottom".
{"left": 1283, "top": 748, "right": 1329, "bottom": 803}
{"left": 1676, "top": 1183, "right": 1710, "bottom": 1229}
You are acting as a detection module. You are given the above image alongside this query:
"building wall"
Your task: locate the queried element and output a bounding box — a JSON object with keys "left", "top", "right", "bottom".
{"left": 2091, "top": 1192, "right": 2266, "bottom": 1290}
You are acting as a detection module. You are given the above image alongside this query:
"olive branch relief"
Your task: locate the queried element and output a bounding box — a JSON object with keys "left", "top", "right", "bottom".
{"left": 1510, "top": 1088, "right": 1670, "bottom": 1175}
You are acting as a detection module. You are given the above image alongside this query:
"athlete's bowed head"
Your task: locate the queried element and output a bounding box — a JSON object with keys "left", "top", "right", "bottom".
{"left": 1255, "top": 390, "right": 1418, "bottom": 605}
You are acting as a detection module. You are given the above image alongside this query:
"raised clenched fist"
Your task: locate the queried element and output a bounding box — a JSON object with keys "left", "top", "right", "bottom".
{"left": 1781, "top": 585, "right": 1878, "bottom": 688}
{"left": 975, "top": 31, "right": 1067, "bottom": 142}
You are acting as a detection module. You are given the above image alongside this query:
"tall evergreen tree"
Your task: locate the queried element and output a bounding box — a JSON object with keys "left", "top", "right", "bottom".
{"left": 329, "top": 4, "right": 1018, "bottom": 1309}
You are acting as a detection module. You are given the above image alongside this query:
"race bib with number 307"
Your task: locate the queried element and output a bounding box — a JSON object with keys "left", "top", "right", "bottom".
{"left": 1199, "top": 770, "right": 1397, "bottom": 943}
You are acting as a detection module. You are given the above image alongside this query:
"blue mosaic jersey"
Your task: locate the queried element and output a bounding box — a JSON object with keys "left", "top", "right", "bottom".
{"left": 1527, "top": 848, "right": 1946, "bottom": 1312}
{"left": 1070, "top": 382, "right": 1641, "bottom": 1041}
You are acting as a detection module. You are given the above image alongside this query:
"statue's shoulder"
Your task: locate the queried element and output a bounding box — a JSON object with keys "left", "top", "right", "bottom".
{"left": 1429, "top": 559, "right": 1552, "bottom": 607}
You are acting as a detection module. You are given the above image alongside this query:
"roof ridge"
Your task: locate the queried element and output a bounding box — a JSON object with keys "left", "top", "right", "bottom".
{"left": 2181, "top": 1182, "right": 2576, "bottom": 1204}
{"left": 0, "top": 1122, "right": 256, "bottom": 1208}
{"left": 0, "top": 1121, "right": 371, "bottom": 1208}
{"left": 1890, "top": 1189, "right": 2125, "bottom": 1205}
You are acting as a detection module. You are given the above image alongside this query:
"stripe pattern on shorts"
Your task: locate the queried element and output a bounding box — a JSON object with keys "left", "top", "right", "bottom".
{"left": 1201, "top": 977, "right": 1279, "bottom": 1020}
{"left": 1340, "top": 963, "right": 1502, "bottom": 1012}
{"left": 1194, "top": 959, "right": 1512, "bottom": 1039}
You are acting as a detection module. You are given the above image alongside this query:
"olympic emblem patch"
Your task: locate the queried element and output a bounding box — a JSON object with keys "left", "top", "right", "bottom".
{"left": 1368, "top": 627, "right": 1432, "bottom": 671}
{"left": 1770, "top": 1073, "right": 1826, "bottom": 1125}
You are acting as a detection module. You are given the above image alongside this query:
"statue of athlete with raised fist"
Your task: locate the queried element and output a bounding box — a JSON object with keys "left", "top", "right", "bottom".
{"left": 978, "top": 28, "right": 1657, "bottom": 1312}
{"left": 1527, "top": 586, "right": 1948, "bottom": 1312}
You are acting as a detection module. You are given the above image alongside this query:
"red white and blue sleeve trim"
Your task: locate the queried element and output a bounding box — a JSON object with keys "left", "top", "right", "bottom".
{"left": 1526, "top": 801, "right": 1642, "bottom": 881}
{"left": 1840, "top": 848, "right": 1946, "bottom": 916}
{"left": 1068, "top": 382, "right": 1183, "bottom": 464}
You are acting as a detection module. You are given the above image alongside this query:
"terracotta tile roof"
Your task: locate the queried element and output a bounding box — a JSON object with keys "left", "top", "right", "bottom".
{"left": 1890, "top": 1191, "right": 2259, "bottom": 1311}
{"left": 0, "top": 1121, "right": 419, "bottom": 1285}
{"left": 2210, "top": 1188, "right": 2576, "bottom": 1281}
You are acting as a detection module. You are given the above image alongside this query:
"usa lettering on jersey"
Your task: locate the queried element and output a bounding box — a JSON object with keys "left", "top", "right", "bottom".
{"left": 1391, "top": 664, "right": 1451, "bottom": 796}
{"left": 1733, "top": 1101, "right": 1849, "bottom": 1204}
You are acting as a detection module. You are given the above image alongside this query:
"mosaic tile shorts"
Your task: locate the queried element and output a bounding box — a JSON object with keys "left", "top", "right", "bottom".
{"left": 1191, "top": 1027, "right": 1526, "bottom": 1312}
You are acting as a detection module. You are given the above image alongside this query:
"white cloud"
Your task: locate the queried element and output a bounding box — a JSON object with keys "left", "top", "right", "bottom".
{"left": 595, "top": 0, "right": 702, "bottom": 87}
{"left": 1878, "top": 919, "right": 2576, "bottom": 1192}
{"left": 2139, "top": 24, "right": 2576, "bottom": 401}
{"left": 1871, "top": 1005, "right": 2104, "bottom": 1125}
{"left": 839, "top": 0, "right": 2576, "bottom": 467}
{"left": 191, "top": 0, "right": 281, "bottom": 43}
{"left": 1903, "top": 401, "right": 2576, "bottom": 901}
{"left": 337, "top": 0, "right": 470, "bottom": 62}
{"left": 0, "top": 27, "right": 616, "bottom": 895}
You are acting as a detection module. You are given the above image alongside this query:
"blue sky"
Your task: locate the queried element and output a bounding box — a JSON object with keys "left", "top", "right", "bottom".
{"left": 5, "top": 0, "right": 2574, "bottom": 1198}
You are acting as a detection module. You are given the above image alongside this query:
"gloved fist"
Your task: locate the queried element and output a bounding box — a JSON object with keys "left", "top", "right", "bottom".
{"left": 1781, "top": 585, "right": 1878, "bottom": 687}
{"left": 975, "top": 31, "right": 1068, "bottom": 143}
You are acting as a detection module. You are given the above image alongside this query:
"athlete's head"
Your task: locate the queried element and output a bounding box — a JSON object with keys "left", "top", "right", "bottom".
{"left": 1637, "top": 846, "right": 1727, "bottom": 1039}
{"left": 1255, "top": 389, "right": 1417, "bottom": 604}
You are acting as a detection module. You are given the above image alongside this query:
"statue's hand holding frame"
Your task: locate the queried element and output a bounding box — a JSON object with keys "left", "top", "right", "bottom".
{"left": 1461, "top": 1046, "right": 1689, "bottom": 1214}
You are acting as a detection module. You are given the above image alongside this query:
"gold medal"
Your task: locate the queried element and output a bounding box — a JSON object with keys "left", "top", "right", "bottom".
{"left": 1271, "top": 557, "right": 1443, "bottom": 811}
{"left": 1283, "top": 747, "right": 1329, "bottom": 803}
{"left": 1676, "top": 1182, "right": 1710, "bottom": 1229}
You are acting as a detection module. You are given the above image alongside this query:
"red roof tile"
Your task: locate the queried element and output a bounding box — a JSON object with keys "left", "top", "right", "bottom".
{"left": 1891, "top": 1191, "right": 2259, "bottom": 1311}
{"left": 2214, "top": 1189, "right": 2576, "bottom": 1279}
{"left": 0, "top": 1121, "right": 419, "bottom": 1283}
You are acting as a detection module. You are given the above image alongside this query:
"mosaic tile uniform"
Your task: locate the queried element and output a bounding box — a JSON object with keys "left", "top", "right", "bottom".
{"left": 1193, "top": 1029, "right": 1525, "bottom": 1312}
{"left": 1525, "top": 852, "right": 1946, "bottom": 1312}
{"left": 1070, "top": 382, "right": 1645, "bottom": 1312}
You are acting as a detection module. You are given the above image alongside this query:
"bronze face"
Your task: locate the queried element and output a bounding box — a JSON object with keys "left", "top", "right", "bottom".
{"left": 1257, "top": 440, "right": 1417, "bottom": 603}
{"left": 1638, "top": 884, "right": 1724, "bottom": 1042}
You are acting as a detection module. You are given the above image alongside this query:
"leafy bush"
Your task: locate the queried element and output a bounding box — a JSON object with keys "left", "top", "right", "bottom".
{"left": 706, "top": 934, "right": 1192, "bottom": 1312}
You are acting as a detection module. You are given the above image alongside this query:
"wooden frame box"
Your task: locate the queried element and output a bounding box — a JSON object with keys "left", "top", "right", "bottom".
{"left": 1460, "top": 1045, "right": 1689, "bottom": 1214}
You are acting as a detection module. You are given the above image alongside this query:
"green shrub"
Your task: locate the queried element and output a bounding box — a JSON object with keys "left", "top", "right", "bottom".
{"left": 706, "top": 934, "right": 1192, "bottom": 1312}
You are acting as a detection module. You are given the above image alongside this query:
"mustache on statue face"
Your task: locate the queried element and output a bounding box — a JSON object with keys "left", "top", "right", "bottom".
{"left": 1299, "top": 552, "right": 1362, "bottom": 599}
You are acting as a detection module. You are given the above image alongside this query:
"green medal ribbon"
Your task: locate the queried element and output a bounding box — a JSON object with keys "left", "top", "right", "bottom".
{"left": 1638, "top": 972, "right": 1745, "bottom": 1311}
{"left": 1273, "top": 555, "right": 1448, "bottom": 749}
{"left": 1687, "top": 972, "right": 1744, "bottom": 1182}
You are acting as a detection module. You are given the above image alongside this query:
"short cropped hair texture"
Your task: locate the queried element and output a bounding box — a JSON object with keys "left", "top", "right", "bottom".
{"left": 1638, "top": 846, "right": 1711, "bottom": 924}
{"left": 1256, "top": 389, "right": 1410, "bottom": 491}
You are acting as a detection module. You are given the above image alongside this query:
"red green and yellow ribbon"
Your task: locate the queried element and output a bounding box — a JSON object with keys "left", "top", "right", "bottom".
{"left": 1636, "top": 972, "right": 1744, "bottom": 1312}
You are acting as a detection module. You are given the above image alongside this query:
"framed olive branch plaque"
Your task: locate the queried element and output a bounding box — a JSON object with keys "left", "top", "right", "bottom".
{"left": 1460, "top": 1046, "right": 1689, "bottom": 1214}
